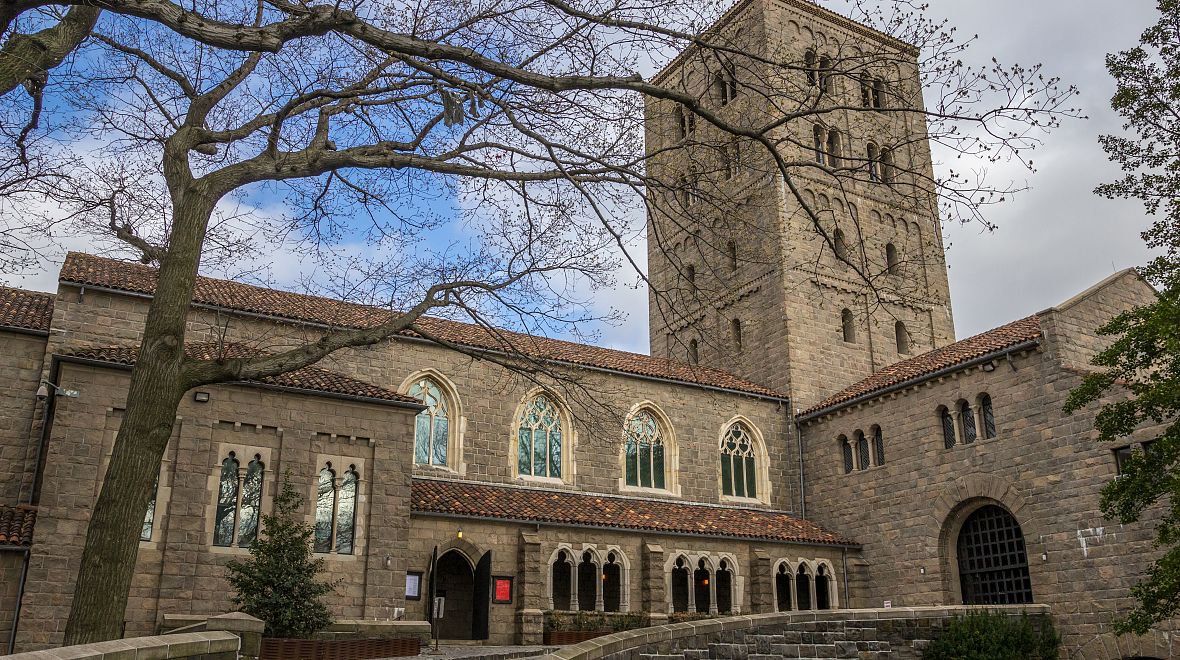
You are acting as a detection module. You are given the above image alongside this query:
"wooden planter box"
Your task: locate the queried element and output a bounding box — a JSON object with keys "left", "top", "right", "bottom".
{"left": 260, "top": 636, "right": 420, "bottom": 660}
{"left": 544, "top": 630, "right": 611, "bottom": 645}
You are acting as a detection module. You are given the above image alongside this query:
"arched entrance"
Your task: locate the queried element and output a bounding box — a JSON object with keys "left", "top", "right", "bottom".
{"left": 956, "top": 505, "right": 1033, "bottom": 604}
{"left": 429, "top": 548, "right": 492, "bottom": 640}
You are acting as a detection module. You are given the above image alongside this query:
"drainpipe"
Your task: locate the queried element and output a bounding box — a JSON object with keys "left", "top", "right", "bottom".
{"left": 29, "top": 355, "right": 63, "bottom": 506}
{"left": 4, "top": 546, "right": 30, "bottom": 654}
{"left": 790, "top": 404, "right": 805, "bottom": 520}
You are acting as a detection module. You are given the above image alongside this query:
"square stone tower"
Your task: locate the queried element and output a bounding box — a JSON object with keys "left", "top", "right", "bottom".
{"left": 644, "top": 0, "right": 956, "bottom": 409}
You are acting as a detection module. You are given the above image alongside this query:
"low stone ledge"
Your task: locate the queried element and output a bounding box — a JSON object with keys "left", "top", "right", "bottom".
{"left": 2, "top": 632, "right": 240, "bottom": 660}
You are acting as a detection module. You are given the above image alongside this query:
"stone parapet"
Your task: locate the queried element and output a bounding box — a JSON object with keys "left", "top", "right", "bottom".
{"left": 0, "top": 630, "right": 239, "bottom": 660}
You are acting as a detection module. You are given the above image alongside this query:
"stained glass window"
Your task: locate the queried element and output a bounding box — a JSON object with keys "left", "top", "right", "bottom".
{"left": 625, "top": 411, "right": 666, "bottom": 489}
{"left": 213, "top": 453, "right": 239, "bottom": 547}
{"left": 518, "top": 395, "right": 563, "bottom": 479}
{"left": 408, "top": 378, "right": 450, "bottom": 467}
{"left": 721, "top": 422, "right": 757, "bottom": 499}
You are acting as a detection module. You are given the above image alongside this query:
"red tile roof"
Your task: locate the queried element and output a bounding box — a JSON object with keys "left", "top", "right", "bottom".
{"left": 59, "top": 252, "right": 784, "bottom": 399}
{"left": 67, "top": 342, "right": 421, "bottom": 405}
{"left": 0, "top": 286, "right": 53, "bottom": 333}
{"left": 801, "top": 315, "right": 1043, "bottom": 418}
{"left": 0, "top": 505, "right": 36, "bottom": 547}
{"left": 411, "top": 478, "right": 856, "bottom": 546}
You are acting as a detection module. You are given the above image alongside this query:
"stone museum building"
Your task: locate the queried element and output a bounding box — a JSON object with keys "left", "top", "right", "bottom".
{"left": 0, "top": 0, "right": 1174, "bottom": 658}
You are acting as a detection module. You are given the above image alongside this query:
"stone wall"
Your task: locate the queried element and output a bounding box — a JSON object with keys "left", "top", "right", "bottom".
{"left": 0, "top": 330, "right": 48, "bottom": 503}
{"left": 0, "top": 550, "right": 25, "bottom": 652}
{"left": 15, "top": 360, "right": 418, "bottom": 650}
{"left": 797, "top": 273, "right": 1175, "bottom": 655}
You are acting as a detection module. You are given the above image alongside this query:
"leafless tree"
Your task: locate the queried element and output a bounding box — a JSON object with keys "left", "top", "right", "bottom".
{"left": 0, "top": 0, "right": 1079, "bottom": 644}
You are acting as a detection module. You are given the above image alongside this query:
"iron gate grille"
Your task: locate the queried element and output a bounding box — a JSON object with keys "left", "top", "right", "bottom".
{"left": 957, "top": 505, "right": 1034, "bottom": 604}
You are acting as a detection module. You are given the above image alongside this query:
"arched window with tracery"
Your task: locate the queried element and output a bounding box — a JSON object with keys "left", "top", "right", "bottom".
{"left": 940, "top": 406, "right": 956, "bottom": 449}
{"left": 625, "top": 409, "right": 667, "bottom": 490}
{"left": 213, "top": 453, "right": 264, "bottom": 548}
{"left": 720, "top": 422, "right": 758, "bottom": 499}
{"left": 408, "top": 377, "right": 450, "bottom": 467}
{"left": 336, "top": 468, "right": 358, "bottom": 554}
{"left": 671, "top": 556, "right": 690, "bottom": 612}
{"left": 552, "top": 550, "right": 573, "bottom": 610}
{"left": 840, "top": 435, "right": 853, "bottom": 475}
{"left": 959, "top": 400, "right": 977, "bottom": 444}
{"left": 873, "top": 426, "right": 885, "bottom": 466}
{"left": 315, "top": 463, "right": 360, "bottom": 555}
{"left": 795, "top": 565, "right": 812, "bottom": 610}
{"left": 517, "top": 394, "right": 564, "bottom": 479}
{"left": 980, "top": 394, "right": 997, "bottom": 439}
{"left": 716, "top": 559, "right": 734, "bottom": 614}
{"left": 816, "top": 565, "right": 831, "bottom": 610}
{"left": 577, "top": 551, "right": 597, "bottom": 611}
{"left": 775, "top": 563, "right": 793, "bottom": 611}
{"left": 314, "top": 465, "right": 337, "bottom": 553}
{"left": 603, "top": 552, "right": 622, "bottom": 612}
{"left": 238, "top": 456, "right": 264, "bottom": 547}
{"left": 213, "top": 453, "right": 240, "bottom": 547}
{"left": 841, "top": 309, "right": 856, "bottom": 343}
{"left": 855, "top": 431, "right": 870, "bottom": 471}
{"left": 694, "top": 559, "right": 711, "bottom": 613}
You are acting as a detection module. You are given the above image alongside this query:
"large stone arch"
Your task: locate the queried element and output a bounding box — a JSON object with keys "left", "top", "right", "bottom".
{"left": 1070, "top": 630, "right": 1175, "bottom": 659}
{"left": 932, "top": 474, "right": 1040, "bottom": 604}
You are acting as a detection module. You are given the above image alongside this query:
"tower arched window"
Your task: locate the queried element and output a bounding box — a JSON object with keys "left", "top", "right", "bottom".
{"left": 885, "top": 243, "right": 899, "bottom": 274}
{"left": 860, "top": 74, "right": 874, "bottom": 108}
{"left": 855, "top": 431, "right": 870, "bottom": 471}
{"left": 940, "top": 406, "right": 956, "bottom": 449}
{"left": 959, "top": 400, "right": 977, "bottom": 444}
{"left": 825, "top": 129, "right": 841, "bottom": 167}
{"left": 812, "top": 125, "right": 826, "bottom": 163}
{"left": 625, "top": 410, "right": 667, "bottom": 490}
{"left": 675, "top": 104, "right": 695, "bottom": 140}
{"left": 551, "top": 550, "right": 573, "bottom": 610}
{"left": 731, "top": 318, "right": 743, "bottom": 350}
{"left": 895, "top": 321, "right": 911, "bottom": 354}
{"left": 688, "top": 339, "right": 699, "bottom": 364}
{"left": 833, "top": 229, "right": 848, "bottom": 261}
{"left": 720, "top": 421, "right": 758, "bottom": 499}
{"left": 867, "top": 143, "right": 880, "bottom": 181}
{"left": 841, "top": 308, "right": 856, "bottom": 343}
{"left": 726, "top": 240, "right": 738, "bottom": 272}
{"left": 873, "top": 79, "right": 887, "bottom": 109}
{"left": 714, "top": 64, "right": 738, "bottom": 105}
{"left": 408, "top": 377, "right": 451, "bottom": 467}
{"left": 980, "top": 394, "right": 997, "bottom": 439}
{"left": 795, "top": 565, "right": 812, "bottom": 610}
{"left": 872, "top": 426, "right": 885, "bottom": 466}
{"left": 804, "top": 49, "right": 818, "bottom": 86}
{"left": 840, "top": 435, "right": 853, "bottom": 475}
{"left": 685, "top": 263, "right": 696, "bottom": 288}
{"left": 603, "top": 552, "right": 623, "bottom": 612}
{"left": 517, "top": 394, "right": 565, "bottom": 479}
{"left": 880, "top": 148, "right": 896, "bottom": 182}
{"left": 818, "top": 55, "right": 833, "bottom": 93}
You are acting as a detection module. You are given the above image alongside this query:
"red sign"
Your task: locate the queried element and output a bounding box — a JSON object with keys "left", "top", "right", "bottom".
{"left": 493, "top": 577, "right": 513, "bottom": 603}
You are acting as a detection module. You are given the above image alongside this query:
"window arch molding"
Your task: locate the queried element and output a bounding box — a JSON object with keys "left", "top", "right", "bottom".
{"left": 814, "top": 559, "right": 840, "bottom": 609}
{"left": 311, "top": 454, "right": 367, "bottom": 558}
{"left": 939, "top": 496, "right": 1035, "bottom": 605}
{"left": 206, "top": 444, "right": 273, "bottom": 553}
{"left": 546, "top": 544, "right": 576, "bottom": 611}
{"left": 618, "top": 401, "right": 681, "bottom": 496}
{"left": 601, "top": 545, "right": 632, "bottom": 613}
{"left": 510, "top": 387, "right": 576, "bottom": 484}
{"left": 773, "top": 560, "right": 797, "bottom": 611}
{"left": 398, "top": 369, "right": 466, "bottom": 474}
{"left": 717, "top": 415, "right": 771, "bottom": 504}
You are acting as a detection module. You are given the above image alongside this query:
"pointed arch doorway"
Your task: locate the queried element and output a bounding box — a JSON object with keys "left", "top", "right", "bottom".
{"left": 426, "top": 547, "right": 492, "bottom": 641}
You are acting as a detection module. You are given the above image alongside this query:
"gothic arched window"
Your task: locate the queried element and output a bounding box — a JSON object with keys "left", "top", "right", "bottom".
{"left": 775, "top": 563, "right": 793, "bottom": 612}
{"left": 603, "top": 552, "right": 622, "bottom": 612}
{"left": 940, "top": 406, "right": 956, "bottom": 449}
{"left": 959, "top": 400, "right": 977, "bottom": 444}
{"left": 408, "top": 377, "right": 450, "bottom": 467}
{"left": 795, "top": 565, "right": 812, "bottom": 610}
{"left": 841, "top": 309, "right": 856, "bottom": 343}
{"left": 816, "top": 565, "right": 832, "bottom": 610}
{"left": 716, "top": 559, "right": 733, "bottom": 614}
{"left": 980, "top": 394, "right": 997, "bottom": 439}
{"left": 577, "top": 551, "right": 597, "bottom": 611}
{"left": 552, "top": 550, "right": 573, "bottom": 610}
{"left": 671, "top": 556, "right": 690, "bottom": 613}
{"left": 625, "top": 410, "right": 667, "bottom": 490}
{"left": 694, "top": 559, "right": 711, "bottom": 613}
{"left": 726, "top": 240, "right": 738, "bottom": 272}
{"left": 517, "top": 394, "right": 564, "bottom": 479}
{"left": 721, "top": 422, "right": 758, "bottom": 499}
{"left": 213, "top": 453, "right": 240, "bottom": 547}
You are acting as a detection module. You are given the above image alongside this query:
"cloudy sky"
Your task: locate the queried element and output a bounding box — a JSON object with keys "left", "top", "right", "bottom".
{"left": 10, "top": 0, "right": 1164, "bottom": 355}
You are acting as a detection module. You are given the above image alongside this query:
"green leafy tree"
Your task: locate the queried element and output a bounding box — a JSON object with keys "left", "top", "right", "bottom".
{"left": 1063, "top": 0, "right": 1180, "bottom": 635}
{"left": 225, "top": 470, "right": 335, "bottom": 639}
{"left": 922, "top": 612, "right": 1059, "bottom": 660}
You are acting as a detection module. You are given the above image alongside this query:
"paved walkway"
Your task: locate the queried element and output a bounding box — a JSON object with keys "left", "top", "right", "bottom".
{"left": 392, "top": 644, "right": 558, "bottom": 660}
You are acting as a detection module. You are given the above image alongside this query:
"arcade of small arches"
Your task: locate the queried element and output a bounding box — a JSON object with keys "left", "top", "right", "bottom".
{"left": 664, "top": 553, "right": 745, "bottom": 615}
{"left": 772, "top": 559, "right": 838, "bottom": 612}
{"left": 938, "top": 393, "right": 998, "bottom": 449}
{"left": 547, "top": 546, "right": 631, "bottom": 613}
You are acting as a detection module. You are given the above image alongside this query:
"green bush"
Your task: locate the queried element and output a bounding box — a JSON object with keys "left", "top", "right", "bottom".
{"left": 923, "top": 611, "right": 1059, "bottom": 660}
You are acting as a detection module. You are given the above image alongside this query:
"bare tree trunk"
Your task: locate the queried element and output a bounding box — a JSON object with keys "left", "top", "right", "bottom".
{"left": 62, "top": 188, "right": 213, "bottom": 645}
{"left": 0, "top": 6, "right": 99, "bottom": 96}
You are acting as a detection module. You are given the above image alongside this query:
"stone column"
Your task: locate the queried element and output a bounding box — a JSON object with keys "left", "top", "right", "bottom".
{"left": 641, "top": 542, "right": 666, "bottom": 624}
{"left": 516, "top": 531, "right": 543, "bottom": 645}
{"left": 749, "top": 548, "right": 773, "bottom": 614}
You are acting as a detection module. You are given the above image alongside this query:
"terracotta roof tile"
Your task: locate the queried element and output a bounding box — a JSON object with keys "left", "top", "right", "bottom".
{"left": 411, "top": 478, "right": 856, "bottom": 546}
{"left": 801, "top": 315, "right": 1043, "bottom": 417}
{"left": 0, "top": 286, "right": 53, "bottom": 333}
{"left": 67, "top": 342, "right": 420, "bottom": 405}
{"left": 59, "top": 252, "right": 784, "bottom": 399}
{"left": 0, "top": 505, "right": 36, "bottom": 547}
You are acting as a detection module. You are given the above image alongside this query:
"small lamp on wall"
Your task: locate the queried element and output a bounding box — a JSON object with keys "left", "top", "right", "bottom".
{"left": 457, "top": 527, "right": 463, "bottom": 540}
{"left": 193, "top": 391, "right": 211, "bottom": 403}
